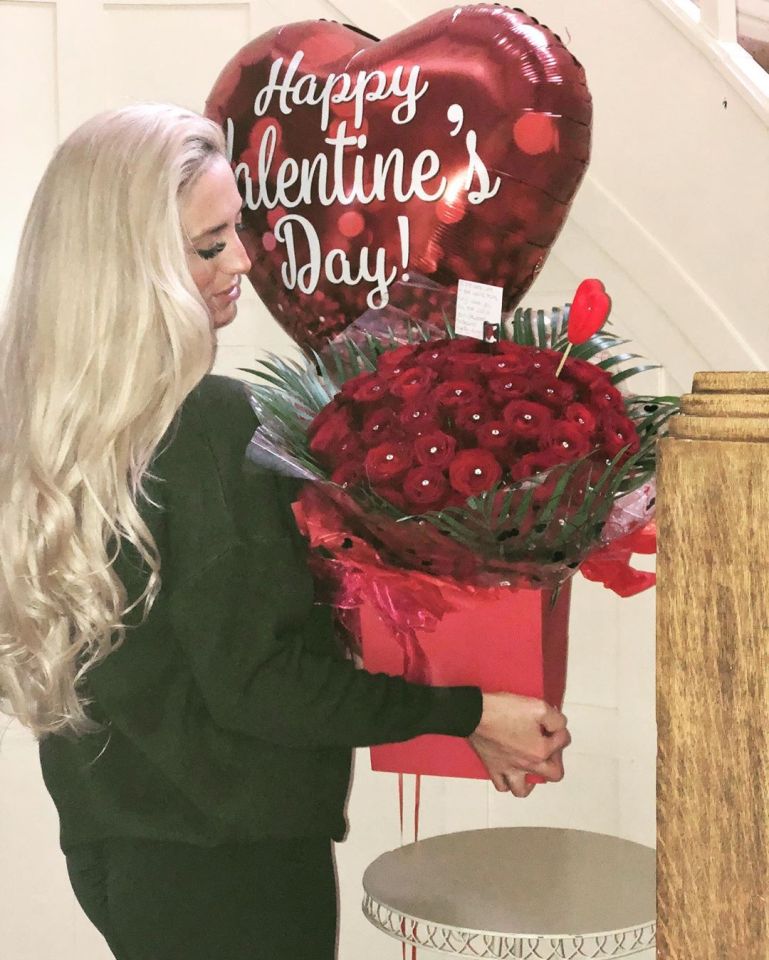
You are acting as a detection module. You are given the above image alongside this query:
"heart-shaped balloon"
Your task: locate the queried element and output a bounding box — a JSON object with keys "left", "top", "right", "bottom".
{"left": 206, "top": 5, "right": 592, "bottom": 351}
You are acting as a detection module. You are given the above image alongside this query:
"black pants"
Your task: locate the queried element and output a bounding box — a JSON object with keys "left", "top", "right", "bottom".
{"left": 65, "top": 835, "right": 338, "bottom": 960}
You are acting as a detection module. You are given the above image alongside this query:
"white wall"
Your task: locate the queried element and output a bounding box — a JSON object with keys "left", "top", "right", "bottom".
{"left": 2, "top": 0, "right": 766, "bottom": 957}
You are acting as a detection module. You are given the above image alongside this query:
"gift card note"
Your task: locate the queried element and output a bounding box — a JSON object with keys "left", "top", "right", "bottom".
{"left": 455, "top": 279, "right": 503, "bottom": 342}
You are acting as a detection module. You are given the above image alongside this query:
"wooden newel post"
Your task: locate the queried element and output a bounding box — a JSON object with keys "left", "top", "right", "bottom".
{"left": 657, "top": 371, "right": 769, "bottom": 957}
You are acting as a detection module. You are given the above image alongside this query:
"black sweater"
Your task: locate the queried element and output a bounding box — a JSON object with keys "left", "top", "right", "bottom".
{"left": 39, "top": 375, "right": 483, "bottom": 851}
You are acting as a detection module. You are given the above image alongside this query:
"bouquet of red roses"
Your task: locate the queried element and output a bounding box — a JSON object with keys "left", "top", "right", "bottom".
{"left": 244, "top": 297, "right": 677, "bottom": 780}
{"left": 245, "top": 303, "right": 677, "bottom": 591}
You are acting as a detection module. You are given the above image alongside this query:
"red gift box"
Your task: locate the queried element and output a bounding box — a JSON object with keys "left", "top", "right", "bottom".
{"left": 360, "top": 577, "right": 572, "bottom": 779}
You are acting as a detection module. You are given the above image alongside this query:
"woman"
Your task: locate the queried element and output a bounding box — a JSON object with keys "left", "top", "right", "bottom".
{"left": 0, "top": 103, "right": 570, "bottom": 960}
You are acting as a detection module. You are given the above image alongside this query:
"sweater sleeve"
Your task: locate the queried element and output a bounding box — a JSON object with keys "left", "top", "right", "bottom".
{"left": 166, "top": 376, "right": 483, "bottom": 749}
{"left": 169, "top": 545, "right": 482, "bottom": 748}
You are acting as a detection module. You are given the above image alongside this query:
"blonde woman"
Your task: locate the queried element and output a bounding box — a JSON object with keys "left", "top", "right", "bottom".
{"left": 0, "top": 103, "right": 570, "bottom": 960}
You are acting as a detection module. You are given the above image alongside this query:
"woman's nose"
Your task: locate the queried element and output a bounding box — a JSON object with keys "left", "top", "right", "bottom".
{"left": 226, "top": 231, "right": 252, "bottom": 275}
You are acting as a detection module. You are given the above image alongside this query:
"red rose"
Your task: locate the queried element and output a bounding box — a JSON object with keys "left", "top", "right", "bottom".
{"left": 563, "top": 358, "right": 612, "bottom": 389}
{"left": 443, "top": 352, "right": 487, "bottom": 381}
{"left": 564, "top": 402, "right": 598, "bottom": 437}
{"left": 590, "top": 381, "right": 625, "bottom": 412}
{"left": 389, "top": 366, "right": 438, "bottom": 400}
{"left": 349, "top": 373, "right": 389, "bottom": 404}
{"left": 435, "top": 380, "right": 484, "bottom": 409}
{"left": 510, "top": 449, "right": 565, "bottom": 481}
{"left": 530, "top": 377, "right": 576, "bottom": 410}
{"left": 600, "top": 414, "right": 641, "bottom": 457}
{"left": 371, "top": 486, "right": 409, "bottom": 511}
{"left": 412, "top": 341, "right": 453, "bottom": 366}
{"left": 361, "top": 407, "right": 397, "bottom": 447}
{"left": 364, "top": 440, "right": 413, "bottom": 484}
{"left": 331, "top": 461, "right": 364, "bottom": 488}
{"left": 398, "top": 398, "right": 440, "bottom": 436}
{"left": 308, "top": 408, "right": 355, "bottom": 465}
{"left": 487, "top": 374, "right": 531, "bottom": 404}
{"left": 376, "top": 344, "right": 420, "bottom": 374}
{"left": 480, "top": 354, "right": 530, "bottom": 377}
{"left": 307, "top": 399, "right": 347, "bottom": 439}
{"left": 476, "top": 420, "right": 515, "bottom": 454}
{"left": 436, "top": 336, "right": 482, "bottom": 354}
{"left": 414, "top": 431, "right": 457, "bottom": 469}
{"left": 502, "top": 400, "right": 554, "bottom": 440}
{"left": 529, "top": 348, "right": 561, "bottom": 375}
{"left": 455, "top": 403, "right": 496, "bottom": 435}
{"left": 544, "top": 422, "right": 594, "bottom": 462}
{"left": 402, "top": 466, "right": 450, "bottom": 512}
{"left": 510, "top": 451, "right": 570, "bottom": 504}
{"left": 448, "top": 449, "right": 503, "bottom": 497}
{"left": 339, "top": 370, "right": 374, "bottom": 399}
{"left": 494, "top": 341, "right": 529, "bottom": 357}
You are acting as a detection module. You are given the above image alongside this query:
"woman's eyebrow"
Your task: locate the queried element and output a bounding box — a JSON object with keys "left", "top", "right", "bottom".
{"left": 189, "top": 203, "right": 246, "bottom": 244}
{"left": 190, "top": 222, "right": 226, "bottom": 243}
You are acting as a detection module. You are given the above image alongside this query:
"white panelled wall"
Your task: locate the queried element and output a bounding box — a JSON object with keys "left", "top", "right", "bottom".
{"left": 1, "top": 0, "right": 766, "bottom": 957}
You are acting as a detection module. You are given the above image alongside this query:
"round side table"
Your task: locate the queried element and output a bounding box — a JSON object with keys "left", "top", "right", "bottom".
{"left": 362, "top": 827, "right": 655, "bottom": 959}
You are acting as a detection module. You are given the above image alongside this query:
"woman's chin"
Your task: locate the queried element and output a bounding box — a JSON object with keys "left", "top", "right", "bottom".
{"left": 212, "top": 303, "right": 237, "bottom": 330}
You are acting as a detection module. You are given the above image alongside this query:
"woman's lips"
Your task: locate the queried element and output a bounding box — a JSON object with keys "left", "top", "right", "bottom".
{"left": 216, "top": 282, "right": 241, "bottom": 302}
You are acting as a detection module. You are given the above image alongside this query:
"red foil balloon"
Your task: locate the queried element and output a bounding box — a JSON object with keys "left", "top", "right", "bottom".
{"left": 205, "top": 5, "right": 592, "bottom": 351}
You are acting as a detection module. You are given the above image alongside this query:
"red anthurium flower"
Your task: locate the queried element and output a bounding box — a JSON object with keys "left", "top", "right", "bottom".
{"left": 364, "top": 440, "right": 413, "bottom": 484}
{"left": 414, "top": 431, "right": 457, "bottom": 469}
{"left": 449, "top": 449, "right": 503, "bottom": 497}
{"left": 567, "top": 279, "right": 611, "bottom": 344}
{"left": 403, "top": 467, "right": 450, "bottom": 512}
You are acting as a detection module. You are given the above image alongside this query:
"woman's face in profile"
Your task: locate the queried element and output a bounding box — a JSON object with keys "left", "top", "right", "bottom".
{"left": 181, "top": 155, "right": 251, "bottom": 329}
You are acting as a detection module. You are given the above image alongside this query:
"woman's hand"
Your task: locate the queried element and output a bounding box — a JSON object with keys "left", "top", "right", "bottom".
{"left": 468, "top": 692, "right": 571, "bottom": 797}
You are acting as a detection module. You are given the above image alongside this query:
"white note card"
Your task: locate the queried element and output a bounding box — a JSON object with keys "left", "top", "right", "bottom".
{"left": 454, "top": 279, "right": 503, "bottom": 341}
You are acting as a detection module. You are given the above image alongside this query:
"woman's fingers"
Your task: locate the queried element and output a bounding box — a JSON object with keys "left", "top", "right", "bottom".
{"left": 504, "top": 770, "right": 535, "bottom": 798}
{"left": 529, "top": 748, "right": 566, "bottom": 783}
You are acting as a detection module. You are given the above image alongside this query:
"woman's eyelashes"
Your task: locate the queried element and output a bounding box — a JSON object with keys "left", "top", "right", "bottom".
{"left": 196, "top": 221, "right": 246, "bottom": 261}
{"left": 197, "top": 241, "right": 226, "bottom": 261}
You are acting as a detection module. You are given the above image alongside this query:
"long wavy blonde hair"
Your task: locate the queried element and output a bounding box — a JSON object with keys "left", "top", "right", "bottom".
{"left": 0, "top": 104, "right": 226, "bottom": 738}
